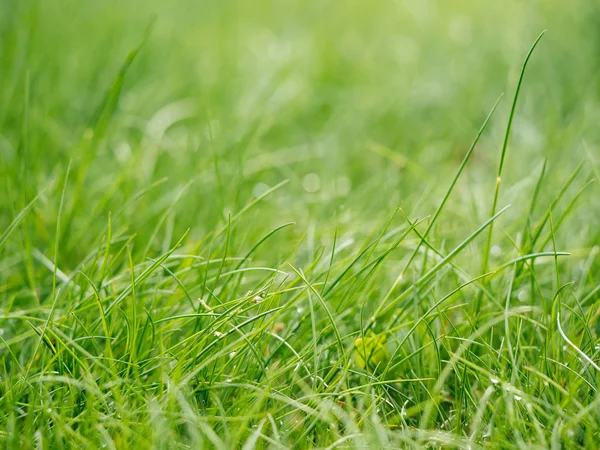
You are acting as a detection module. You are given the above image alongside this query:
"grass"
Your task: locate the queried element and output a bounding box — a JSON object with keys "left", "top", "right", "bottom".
{"left": 2, "top": 0, "right": 600, "bottom": 448}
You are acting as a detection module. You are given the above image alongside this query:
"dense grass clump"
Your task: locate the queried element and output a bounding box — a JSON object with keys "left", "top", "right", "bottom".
{"left": 2, "top": 1, "right": 600, "bottom": 448}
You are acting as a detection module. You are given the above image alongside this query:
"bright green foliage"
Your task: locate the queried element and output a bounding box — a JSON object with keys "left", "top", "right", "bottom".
{"left": 2, "top": 0, "right": 600, "bottom": 449}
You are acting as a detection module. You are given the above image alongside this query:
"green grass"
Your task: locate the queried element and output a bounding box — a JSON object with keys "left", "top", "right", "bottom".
{"left": 2, "top": 0, "right": 600, "bottom": 448}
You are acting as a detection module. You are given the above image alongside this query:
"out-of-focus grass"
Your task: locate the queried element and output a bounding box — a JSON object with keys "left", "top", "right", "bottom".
{"left": 1, "top": 0, "right": 600, "bottom": 448}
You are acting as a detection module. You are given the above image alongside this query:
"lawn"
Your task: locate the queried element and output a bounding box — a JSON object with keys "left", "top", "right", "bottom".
{"left": 1, "top": 0, "right": 600, "bottom": 448}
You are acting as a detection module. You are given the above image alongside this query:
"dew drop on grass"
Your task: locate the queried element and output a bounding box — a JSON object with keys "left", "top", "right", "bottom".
{"left": 490, "top": 377, "right": 500, "bottom": 385}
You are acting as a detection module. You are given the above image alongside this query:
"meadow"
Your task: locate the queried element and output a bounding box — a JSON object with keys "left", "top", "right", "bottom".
{"left": 2, "top": 0, "right": 600, "bottom": 448}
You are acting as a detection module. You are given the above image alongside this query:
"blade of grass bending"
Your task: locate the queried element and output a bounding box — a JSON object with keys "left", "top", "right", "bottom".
{"left": 557, "top": 311, "right": 600, "bottom": 373}
{"left": 97, "top": 228, "right": 189, "bottom": 322}
{"left": 126, "top": 244, "right": 138, "bottom": 376}
{"left": 288, "top": 263, "right": 347, "bottom": 368}
{"left": 78, "top": 272, "right": 114, "bottom": 361}
{"left": 0, "top": 189, "right": 45, "bottom": 252}
{"left": 515, "top": 161, "right": 583, "bottom": 284}
{"left": 224, "top": 222, "right": 295, "bottom": 295}
{"left": 383, "top": 271, "right": 495, "bottom": 377}
{"left": 419, "top": 308, "right": 535, "bottom": 430}
{"left": 530, "top": 161, "right": 584, "bottom": 248}
{"left": 384, "top": 94, "right": 503, "bottom": 305}
{"left": 372, "top": 204, "right": 511, "bottom": 324}
{"left": 537, "top": 179, "right": 594, "bottom": 250}
{"left": 334, "top": 217, "right": 430, "bottom": 311}
{"left": 523, "top": 159, "right": 547, "bottom": 247}
{"left": 479, "top": 31, "right": 546, "bottom": 313}
{"left": 63, "top": 41, "right": 146, "bottom": 247}
{"left": 23, "top": 162, "right": 71, "bottom": 381}
{"left": 199, "top": 179, "right": 290, "bottom": 248}
{"left": 419, "top": 204, "right": 511, "bottom": 289}
{"left": 320, "top": 226, "right": 338, "bottom": 295}
{"left": 392, "top": 210, "right": 502, "bottom": 308}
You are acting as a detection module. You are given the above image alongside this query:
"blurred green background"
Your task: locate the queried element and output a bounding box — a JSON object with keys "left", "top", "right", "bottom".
{"left": 2, "top": 2, "right": 600, "bottom": 447}
{"left": 1, "top": 0, "right": 599, "bottom": 267}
